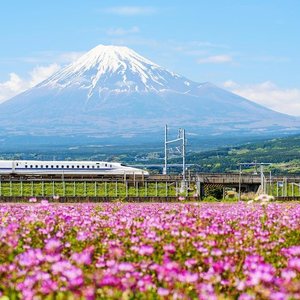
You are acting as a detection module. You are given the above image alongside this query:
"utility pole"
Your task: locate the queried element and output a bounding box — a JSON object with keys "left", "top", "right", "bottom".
{"left": 238, "top": 164, "right": 242, "bottom": 201}
{"left": 164, "top": 125, "right": 187, "bottom": 182}
{"left": 238, "top": 162, "right": 271, "bottom": 196}
{"left": 164, "top": 125, "right": 168, "bottom": 175}
{"left": 260, "top": 164, "right": 264, "bottom": 194}
{"left": 269, "top": 171, "right": 272, "bottom": 195}
{"left": 181, "top": 128, "right": 186, "bottom": 182}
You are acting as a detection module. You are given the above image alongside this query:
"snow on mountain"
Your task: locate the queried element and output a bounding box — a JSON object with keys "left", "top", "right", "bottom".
{"left": 0, "top": 44, "right": 299, "bottom": 139}
{"left": 40, "top": 45, "right": 194, "bottom": 97}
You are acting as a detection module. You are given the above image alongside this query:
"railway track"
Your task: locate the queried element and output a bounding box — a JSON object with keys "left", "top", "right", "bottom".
{"left": 1, "top": 173, "right": 299, "bottom": 200}
{"left": 0, "top": 172, "right": 296, "bottom": 182}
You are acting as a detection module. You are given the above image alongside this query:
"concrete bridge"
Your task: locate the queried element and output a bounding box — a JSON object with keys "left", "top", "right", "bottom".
{"left": 151, "top": 173, "right": 300, "bottom": 198}
{"left": 195, "top": 173, "right": 261, "bottom": 197}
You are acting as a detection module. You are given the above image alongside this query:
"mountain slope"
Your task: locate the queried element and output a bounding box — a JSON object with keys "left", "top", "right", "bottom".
{"left": 0, "top": 45, "right": 299, "bottom": 138}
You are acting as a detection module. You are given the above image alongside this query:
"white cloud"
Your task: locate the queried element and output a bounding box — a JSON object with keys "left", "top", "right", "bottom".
{"left": 0, "top": 50, "right": 82, "bottom": 103}
{"left": 223, "top": 80, "right": 300, "bottom": 116}
{"left": 223, "top": 80, "right": 239, "bottom": 88}
{"left": 169, "top": 41, "right": 230, "bottom": 59}
{"left": 106, "top": 26, "right": 140, "bottom": 36}
{"left": 29, "top": 64, "right": 60, "bottom": 86}
{"left": 0, "top": 73, "right": 27, "bottom": 102}
{"left": 0, "top": 63, "right": 61, "bottom": 103}
{"left": 102, "top": 6, "right": 156, "bottom": 16}
{"left": 197, "top": 55, "right": 233, "bottom": 64}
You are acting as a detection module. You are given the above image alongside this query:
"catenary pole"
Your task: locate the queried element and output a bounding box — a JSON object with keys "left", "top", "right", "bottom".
{"left": 164, "top": 124, "right": 168, "bottom": 175}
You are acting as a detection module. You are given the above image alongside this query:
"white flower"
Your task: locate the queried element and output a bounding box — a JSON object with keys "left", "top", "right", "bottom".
{"left": 255, "top": 194, "right": 274, "bottom": 202}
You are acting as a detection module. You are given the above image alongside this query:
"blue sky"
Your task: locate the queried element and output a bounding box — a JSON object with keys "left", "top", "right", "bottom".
{"left": 0, "top": 0, "right": 299, "bottom": 114}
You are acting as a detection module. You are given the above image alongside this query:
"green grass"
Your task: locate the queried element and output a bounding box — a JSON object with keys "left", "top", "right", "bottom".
{"left": 180, "top": 134, "right": 300, "bottom": 174}
{"left": 0, "top": 181, "right": 198, "bottom": 198}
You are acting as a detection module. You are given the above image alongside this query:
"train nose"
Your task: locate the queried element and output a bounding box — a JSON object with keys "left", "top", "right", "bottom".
{"left": 124, "top": 167, "right": 149, "bottom": 175}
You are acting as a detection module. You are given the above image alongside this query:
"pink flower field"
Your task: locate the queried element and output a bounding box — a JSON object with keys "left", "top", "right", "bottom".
{"left": 1, "top": 202, "right": 300, "bottom": 299}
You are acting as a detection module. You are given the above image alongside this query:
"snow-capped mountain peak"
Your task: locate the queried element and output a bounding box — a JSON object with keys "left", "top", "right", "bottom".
{"left": 1, "top": 44, "right": 298, "bottom": 140}
{"left": 41, "top": 44, "right": 193, "bottom": 96}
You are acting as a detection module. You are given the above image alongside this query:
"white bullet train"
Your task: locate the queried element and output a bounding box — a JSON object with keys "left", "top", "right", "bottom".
{"left": 0, "top": 160, "right": 149, "bottom": 176}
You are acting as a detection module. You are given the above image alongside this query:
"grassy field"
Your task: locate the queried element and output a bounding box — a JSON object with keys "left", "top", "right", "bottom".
{"left": 1, "top": 179, "right": 300, "bottom": 199}
{"left": 0, "top": 181, "right": 199, "bottom": 198}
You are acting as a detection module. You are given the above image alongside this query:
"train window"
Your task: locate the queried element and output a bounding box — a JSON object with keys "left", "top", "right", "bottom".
{"left": 51, "top": 165, "right": 53, "bottom": 168}
{"left": 56, "top": 165, "right": 59, "bottom": 168}
{"left": 16, "top": 163, "right": 18, "bottom": 166}
{"left": 25, "top": 165, "right": 28, "bottom": 168}
{"left": 72, "top": 165, "right": 74, "bottom": 168}
{"left": 87, "top": 166, "right": 90, "bottom": 169}
{"left": 35, "top": 165, "right": 38, "bottom": 168}
{"left": 105, "top": 164, "right": 107, "bottom": 167}
{"left": 67, "top": 165, "right": 69, "bottom": 168}
{"left": 41, "top": 165, "right": 43, "bottom": 168}
{"left": 77, "top": 165, "right": 80, "bottom": 168}
{"left": 97, "top": 166, "right": 100, "bottom": 168}
{"left": 46, "top": 165, "right": 48, "bottom": 168}
{"left": 61, "top": 165, "right": 64, "bottom": 168}
{"left": 30, "top": 165, "right": 33, "bottom": 168}
{"left": 82, "top": 166, "right": 85, "bottom": 168}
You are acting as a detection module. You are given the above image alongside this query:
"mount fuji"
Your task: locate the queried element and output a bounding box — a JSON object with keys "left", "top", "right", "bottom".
{"left": 0, "top": 45, "right": 299, "bottom": 142}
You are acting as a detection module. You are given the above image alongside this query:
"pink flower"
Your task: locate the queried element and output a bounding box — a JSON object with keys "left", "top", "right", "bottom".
{"left": 52, "top": 260, "right": 83, "bottom": 287}
{"left": 98, "top": 275, "right": 121, "bottom": 287}
{"left": 71, "top": 247, "right": 94, "bottom": 265}
{"left": 136, "top": 245, "right": 154, "bottom": 256}
{"left": 18, "top": 249, "right": 43, "bottom": 267}
{"left": 44, "top": 238, "right": 62, "bottom": 254}
{"left": 281, "top": 268, "right": 297, "bottom": 282}
{"left": 82, "top": 285, "right": 95, "bottom": 300}
{"left": 40, "top": 278, "right": 58, "bottom": 294}
{"left": 211, "top": 248, "right": 222, "bottom": 257}
{"left": 52, "top": 260, "right": 73, "bottom": 274}
{"left": 63, "top": 267, "right": 84, "bottom": 287}
{"left": 288, "top": 258, "right": 300, "bottom": 271}
{"left": 239, "top": 294, "right": 256, "bottom": 300}
{"left": 118, "top": 262, "right": 135, "bottom": 272}
{"left": 157, "top": 287, "right": 169, "bottom": 296}
{"left": 178, "top": 271, "right": 199, "bottom": 283}
{"left": 185, "top": 258, "right": 197, "bottom": 268}
{"left": 109, "top": 246, "right": 124, "bottom": 257}
{"left": 77, "top": 231, "right": 89, "bottom": 241}
{"left": 282, "top": 245, "right": 300, "bottom": 257}
{"left": 163, "top": 244, "right": 176, "bottom": 253}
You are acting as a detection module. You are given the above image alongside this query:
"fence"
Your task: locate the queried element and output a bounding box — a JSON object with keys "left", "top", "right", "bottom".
{"left": 0, "top": 178, "right": 199, "bottom": 199}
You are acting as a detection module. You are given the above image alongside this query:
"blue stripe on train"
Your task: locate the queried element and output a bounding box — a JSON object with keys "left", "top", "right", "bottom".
{"left": 0, "top": 167, "right": 114, "bottom": 171}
